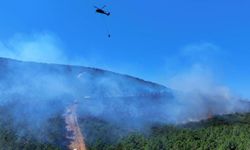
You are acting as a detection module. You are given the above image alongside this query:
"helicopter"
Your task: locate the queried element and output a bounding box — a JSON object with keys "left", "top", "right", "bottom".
{"left": 95, "top": 5, "right": 111, "bottom": 16}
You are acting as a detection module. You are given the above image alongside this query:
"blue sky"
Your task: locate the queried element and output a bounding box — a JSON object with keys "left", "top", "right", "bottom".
{"left": 0, "top": 0, "right": 250, "bottom": 97}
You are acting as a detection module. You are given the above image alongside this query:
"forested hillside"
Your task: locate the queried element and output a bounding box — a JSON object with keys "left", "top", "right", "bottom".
{"left": 1, "top": 101, "right": 250, "bottom": 150}
{"left": 0, "top": 102, "right": 66, "bottom": 150}
{"left": 87, "top": 113, "right": 250, "bottom": 150}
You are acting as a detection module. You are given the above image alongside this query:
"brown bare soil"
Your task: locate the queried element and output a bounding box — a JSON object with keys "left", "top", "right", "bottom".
{"left": 65, "top": 103, "right": 87, "bottom": 150}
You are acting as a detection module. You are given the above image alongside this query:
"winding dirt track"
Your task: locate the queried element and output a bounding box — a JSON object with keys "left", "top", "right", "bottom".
{"left": 65, "top": 103, "right": 87, "bottom": 150}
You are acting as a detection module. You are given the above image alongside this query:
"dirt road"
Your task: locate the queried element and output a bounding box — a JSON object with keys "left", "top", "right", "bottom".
{"left": 65, "top": 103, "right": 87, "bottom": 150}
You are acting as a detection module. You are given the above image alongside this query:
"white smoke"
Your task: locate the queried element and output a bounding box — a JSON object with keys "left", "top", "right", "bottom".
{"left": 168, "top": 64, "right": 230, "bottom": 98}
{"left": 163, "top": 43, "right": 248, "bottom": 123}
{"left": 0, "top": 35, "right": 249, "bottom": 144}
{"left": 0, "top": 32, "right": 67, "bottom": 64}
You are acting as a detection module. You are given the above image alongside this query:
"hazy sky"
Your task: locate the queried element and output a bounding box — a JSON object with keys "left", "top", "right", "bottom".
{"left": 0, "top": 0, "right": 250, "bottom": 97}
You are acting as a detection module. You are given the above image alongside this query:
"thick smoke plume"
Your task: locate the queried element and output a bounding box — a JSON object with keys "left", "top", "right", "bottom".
{"left": 166, "top": 65, "right": 248, "bottom": 123}
{"left": 164, "top": 43, "right": 249, "bottom": 123}
{"left": 0, "top": 36, "right": 249, "bottom": 144}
